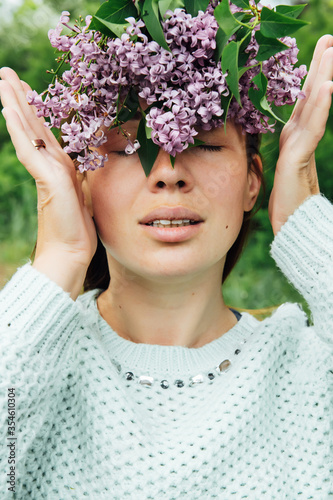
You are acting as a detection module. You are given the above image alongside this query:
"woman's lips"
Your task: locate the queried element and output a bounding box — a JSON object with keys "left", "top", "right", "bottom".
{"left": 139, "top": 206, "right": 204, "bottom": 225}
{"left": 139, "top": 221, "right": 204, "bottom": 242}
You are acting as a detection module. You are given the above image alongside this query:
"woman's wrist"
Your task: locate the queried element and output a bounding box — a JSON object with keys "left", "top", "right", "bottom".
{"left": 32, "top": 251, "right": 89, "bottom": 300}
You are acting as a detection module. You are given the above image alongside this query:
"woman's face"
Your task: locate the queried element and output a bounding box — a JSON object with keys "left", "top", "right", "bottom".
{"left": 84, "top": 120, "right": 261, "bottom": 283}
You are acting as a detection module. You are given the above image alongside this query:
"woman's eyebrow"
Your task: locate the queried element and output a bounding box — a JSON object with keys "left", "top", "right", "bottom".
{"left": 196, "top": 132, "right": 227, "bottom": 141}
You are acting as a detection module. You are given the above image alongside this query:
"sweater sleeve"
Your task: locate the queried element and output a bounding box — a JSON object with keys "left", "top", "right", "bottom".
{"left": 0, "top": 263, "right": 83, "bottom": 461}
{"left": 270, "top": 194, "right": 333, "bottom": 349}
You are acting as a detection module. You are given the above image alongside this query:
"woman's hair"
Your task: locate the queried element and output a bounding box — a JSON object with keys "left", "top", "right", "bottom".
{"left": 83, "top": 133, "right": 264, "bottom": 291}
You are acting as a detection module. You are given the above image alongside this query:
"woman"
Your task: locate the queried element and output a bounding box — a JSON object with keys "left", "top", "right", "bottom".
{"left": 0, "top": 3, "right": 332, "bottom": 497}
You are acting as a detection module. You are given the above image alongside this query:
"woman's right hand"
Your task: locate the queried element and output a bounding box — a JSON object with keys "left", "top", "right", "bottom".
{"left": 0, "top": 67, "right": 98, "bottom": 300}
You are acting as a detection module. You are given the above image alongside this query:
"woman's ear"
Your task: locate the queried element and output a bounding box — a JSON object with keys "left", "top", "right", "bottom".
{"left": 243, "top": 154, "right": 262, "bottom": 212}
{"left": 78, "top": 171, "right": 94, "bottom": 217}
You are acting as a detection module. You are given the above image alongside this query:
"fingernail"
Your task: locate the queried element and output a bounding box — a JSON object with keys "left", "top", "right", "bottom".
{"left": 1, "top": 107, "right": 7, "bottom": 118}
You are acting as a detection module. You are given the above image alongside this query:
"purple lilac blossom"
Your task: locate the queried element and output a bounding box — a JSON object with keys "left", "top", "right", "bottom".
{"left": 27, "top": 4, "right": 307, "bottom": 172}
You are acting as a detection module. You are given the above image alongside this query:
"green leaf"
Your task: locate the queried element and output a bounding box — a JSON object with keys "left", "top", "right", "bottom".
{"left": 158, "top": 0, "right": 185, "bottom": 18}
{"left": 251, "top": 71, "right": 267, "bottom": 94}
{"left": 233, "top": 12, "right": 249, "bottom": 23}
{"left": 137, "top": 0, "right": 145, "bottom": 14}
{"left": 255, "top": 31, "right": 288, "bottom": 61}
{"left": 220, "top": 93, "right": 233, "bottom": 132}
{"left": 142, "top": 0, "right": 170, "bottom": 51}
{"left": 214, "top": 0, "right": 240, "bottom": 40}
{"left": 214, "top": 0, "right": 242, "bottom": 62}
{"left": 184, "top": 0, "right": 210, "bottom": 17}
{"left": 248, "top": 72, "right": 284, "bottom": 123}
{"left": 260, "top": 7, "right": 309, "bottom": 39}
{"left": 91, "top": 16, "right": 129, "bottom": 38}
{"left": 231, "top": 0, "right": 250, "bottom": 9}
{"left": 187, "top": 138, "right": 205, "bottom": 149}
{"left": 89, "top": 0, "right": 137, "bottom": 35}
{"left": 221, "top": 41, "right": 241, "bottom": 105}
{"left": 237, "top": 26, "right": 252, "bottom": 67}
{"left": 170, "top": 154, "right": 176, "bottom": 167}
{"left": 117, "top": 88, "right": 139, "bottom": 123}
{"left": 137, "top": 118, "right": 160, "bottom": 176}
{"left": 238, "top": 64, "right": 256, "bottom": 79}
{"left": 145, "top": 121, "right": 152, "bottom": 139}
{"left": 214, "top": 28, "right": 230, "bottom": 62}
{"left": 275, "top": 4, "right": 307, "bottom": 19}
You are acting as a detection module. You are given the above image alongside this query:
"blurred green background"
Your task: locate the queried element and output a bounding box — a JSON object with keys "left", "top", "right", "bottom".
{"left": 0, "top": 0, "right": 332, "bottom": 314}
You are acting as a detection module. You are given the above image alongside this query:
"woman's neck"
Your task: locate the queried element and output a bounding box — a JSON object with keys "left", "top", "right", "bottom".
{"left": 96, "top": 260, "right": 237, "bottom": 348}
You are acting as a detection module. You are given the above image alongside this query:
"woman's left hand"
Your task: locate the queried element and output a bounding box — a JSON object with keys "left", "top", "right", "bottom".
{"left": 268, "top": 34, "right": 333, "bottom": 236}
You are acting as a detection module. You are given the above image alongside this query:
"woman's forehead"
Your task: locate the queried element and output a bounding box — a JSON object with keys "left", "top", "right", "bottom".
{"left": 196, "top": 122, "right": 244, "bottom": 141}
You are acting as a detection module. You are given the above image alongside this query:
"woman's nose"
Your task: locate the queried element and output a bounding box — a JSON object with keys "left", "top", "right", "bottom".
{"left": 146, "top": 148, "right": 194, "bottom": 192}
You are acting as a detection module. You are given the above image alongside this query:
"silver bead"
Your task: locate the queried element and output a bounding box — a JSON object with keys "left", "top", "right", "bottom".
{"left": 125, "top": 371, "right": 134, "bottom": 380}
{"left": 139, "top": 375, "right": 154, "bottom": 386}
{"left": 216, "top": 359, "right": 231, "bottom": 373}
{"left": 175, "top": 380, "right": 184, "bottom": 388}
{"left": 160, "top": 380, "right": 169, "bottom": 389}
{"left": 190, "top": 374, "right": 204, "bottom": 386}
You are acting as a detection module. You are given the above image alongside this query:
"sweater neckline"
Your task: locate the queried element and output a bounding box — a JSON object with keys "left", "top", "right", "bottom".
{"left": 84, "top": 289, "right": 259, "bottom": 377}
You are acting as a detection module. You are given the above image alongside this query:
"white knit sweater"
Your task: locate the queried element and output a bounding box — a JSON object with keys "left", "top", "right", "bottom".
{"left": 0, "top": 194, "right": 332, "bottom": 499}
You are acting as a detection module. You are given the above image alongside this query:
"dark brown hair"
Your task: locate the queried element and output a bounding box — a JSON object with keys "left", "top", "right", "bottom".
{"left": 83, "top": 133, "right": 264, "bottom": 291}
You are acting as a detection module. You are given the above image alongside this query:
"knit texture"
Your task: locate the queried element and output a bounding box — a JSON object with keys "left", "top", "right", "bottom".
{"left": 0, "top": 194, "right": 332, "bottom": 499}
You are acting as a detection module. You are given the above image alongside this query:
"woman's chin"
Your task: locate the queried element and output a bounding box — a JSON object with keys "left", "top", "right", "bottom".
{"left": 131, "top": 258, "right": 222, "bottom": 285}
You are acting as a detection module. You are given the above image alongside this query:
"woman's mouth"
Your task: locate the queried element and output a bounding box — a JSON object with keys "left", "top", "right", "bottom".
{"left": 144, "top": 219, "right": 201, "bottom": 228}
{"left": 140, "top": 220, "right": 204, "bottom": 242}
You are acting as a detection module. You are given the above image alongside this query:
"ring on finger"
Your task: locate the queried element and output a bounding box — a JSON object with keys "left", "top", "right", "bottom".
{"left": 31, "top": 139, "right": 46, "bottom": 150}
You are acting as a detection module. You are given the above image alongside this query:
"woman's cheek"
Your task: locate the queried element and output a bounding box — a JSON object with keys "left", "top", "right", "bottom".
{"left": 216, "top": 174, "right": 248, "bottom": 228}
{"left": 91, "top": 186, "right": 137, "bottom": 250}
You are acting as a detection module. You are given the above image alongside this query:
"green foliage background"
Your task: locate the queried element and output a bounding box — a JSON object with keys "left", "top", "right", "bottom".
{"left": 0, "top": 0, "right": 332, "bottom": 312}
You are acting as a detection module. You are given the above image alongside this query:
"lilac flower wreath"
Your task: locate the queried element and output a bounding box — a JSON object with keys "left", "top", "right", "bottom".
{"left": 27, "top": 0, "right": 308, "bottom": 174}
